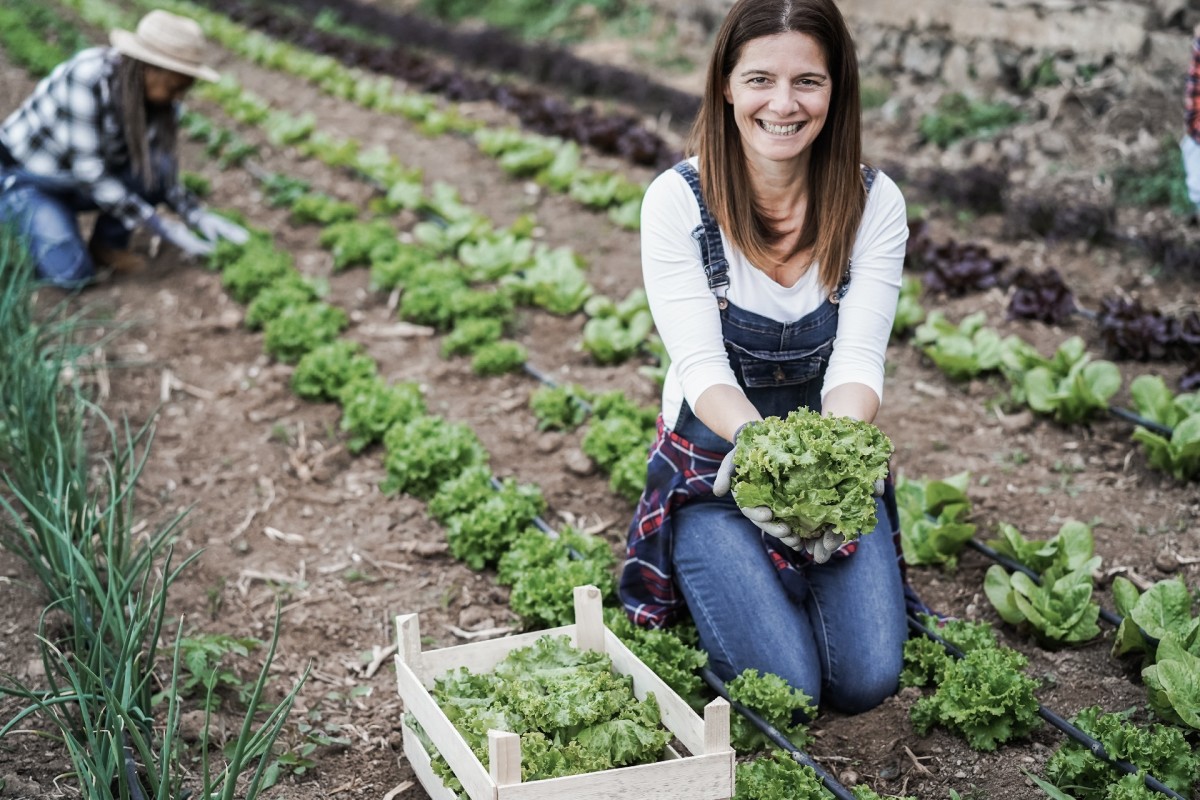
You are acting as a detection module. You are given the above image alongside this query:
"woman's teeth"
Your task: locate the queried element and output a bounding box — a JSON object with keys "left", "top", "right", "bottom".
{"left": 760, "top": 121, "right": 801, "bottom": 135}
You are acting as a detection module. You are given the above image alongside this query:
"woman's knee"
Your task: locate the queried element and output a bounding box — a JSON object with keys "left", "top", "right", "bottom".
{"left": 36, "top": 237, "right": 93, "bottom": 287}
{"left": 824, "top": 644, "right": 902, "bottom": 714}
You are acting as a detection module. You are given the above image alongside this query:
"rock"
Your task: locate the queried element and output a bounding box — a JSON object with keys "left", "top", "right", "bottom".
{"left": 900, "top": 35, "right": 947, "bottom": 80}
{"left": 564, "top": 450, "right": 596, "bottom": 476}
{"left": 178, "top": 709, "right": 213, "bottom": 743}
{"left": 458, "top": 605, "right": 497, "bottom": 631}
{"left": 536, "top": 432, "right": 562, "bottom": 454}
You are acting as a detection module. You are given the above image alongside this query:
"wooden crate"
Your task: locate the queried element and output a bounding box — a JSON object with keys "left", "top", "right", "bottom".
{"left": 395, "top": 584, "right": 734, "bottom": 800}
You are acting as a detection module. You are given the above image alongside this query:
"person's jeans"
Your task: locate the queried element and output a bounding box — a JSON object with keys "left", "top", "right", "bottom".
{"left": 1182, "top": 135, "right": 1200, "bottom": 213}
{"left": 0, "top": 157, "right": 170, "bottom": 288}
{"left": 673, "top": 496, "right": 907, "bottom": 714}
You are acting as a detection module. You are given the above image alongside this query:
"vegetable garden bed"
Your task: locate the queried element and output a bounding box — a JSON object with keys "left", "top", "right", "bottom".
{"left": 0, "top": 1, "right": 1197, "bottom": 798}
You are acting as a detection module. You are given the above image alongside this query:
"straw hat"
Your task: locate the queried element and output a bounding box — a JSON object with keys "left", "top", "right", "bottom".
{"left": 110, "top": 10, "right": 220, "bottom": 82}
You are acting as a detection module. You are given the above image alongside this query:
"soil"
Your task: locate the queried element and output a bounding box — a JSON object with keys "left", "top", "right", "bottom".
{"left": 1, "top": 5, "right": 1198, "bottom": 800}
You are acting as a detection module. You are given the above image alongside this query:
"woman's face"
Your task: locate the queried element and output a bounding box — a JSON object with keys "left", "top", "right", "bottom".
{"left": 143, "top": 64, "right": 195, "bottom": 106}
{"left": 723, "top": 31, "right": 830, "bottom": 172}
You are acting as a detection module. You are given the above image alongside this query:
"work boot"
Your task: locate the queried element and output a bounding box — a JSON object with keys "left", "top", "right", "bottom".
{"left": 89, "top": 240, "right": 146, "bottom": 274}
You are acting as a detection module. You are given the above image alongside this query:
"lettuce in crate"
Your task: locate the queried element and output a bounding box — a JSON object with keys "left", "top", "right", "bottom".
{"left": 731, "top": 409, "right": 893, "bottom": 539}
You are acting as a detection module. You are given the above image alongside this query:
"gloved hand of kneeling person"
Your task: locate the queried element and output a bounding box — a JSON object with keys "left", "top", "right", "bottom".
{"left": 146, "top": 213, "right": 214, "bottom": 258}
{"left": 186, "top": 208, "right": 250, "bottom": 245}
{"left": 713, "top": 421, "right": 803, "bottom": 545}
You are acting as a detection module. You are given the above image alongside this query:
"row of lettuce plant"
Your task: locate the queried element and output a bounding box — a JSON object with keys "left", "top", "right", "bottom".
{"left": 61, "top": 0, "right": 648, "bottom": 230}
{"left": 895, "top": 304, "right": 1200, "bottom": 481}
{"left": 898, "top": 472, "right": 1200, "bottom": 739}
{"left": 163, "top": 66, "right": 665, "bottom": 502}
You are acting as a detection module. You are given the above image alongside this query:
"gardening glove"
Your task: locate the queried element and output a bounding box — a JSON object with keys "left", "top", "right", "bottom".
{"left": 801, "top": 528, "right": 846, "bottom": 564}
{"left": 799, "top": 478, "right": 883, "bottom": 562}
{"left": 146, "top": 213, "right": 214, "bottom": 259}
{"left": 187, "top": 208, "right": 249, "bottom": 245}
{"left": 712, "top": 423, "right": 795, "bottom": 542}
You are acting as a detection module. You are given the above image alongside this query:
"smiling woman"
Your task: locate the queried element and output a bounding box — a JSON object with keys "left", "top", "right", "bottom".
{"left": 619, "top": 0, "right": 914, "bottom": 717}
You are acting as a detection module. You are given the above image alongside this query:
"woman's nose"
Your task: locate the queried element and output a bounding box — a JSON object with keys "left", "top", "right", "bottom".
{"left": 768, "top": 86, "right": 799, "bottom": 114}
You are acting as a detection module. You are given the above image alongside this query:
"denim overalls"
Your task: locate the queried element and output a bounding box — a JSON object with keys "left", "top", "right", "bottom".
{"left": 621, "top": 161, "right": 909, "bottom": 712}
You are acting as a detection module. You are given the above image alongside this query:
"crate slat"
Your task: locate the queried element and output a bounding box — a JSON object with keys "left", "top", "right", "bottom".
{"left": 495, "top": 752, "right": 734, "bottom": 800}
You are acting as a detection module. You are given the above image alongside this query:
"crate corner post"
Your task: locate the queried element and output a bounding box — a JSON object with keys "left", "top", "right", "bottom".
{"left": 487, "top": 729, "right": 522, "bottom": 788}
{"left": 572, "top": 584, "right": 605, "bottom": 653}
{"left": 396, "top": 613, "right": 423, "bottom": 674}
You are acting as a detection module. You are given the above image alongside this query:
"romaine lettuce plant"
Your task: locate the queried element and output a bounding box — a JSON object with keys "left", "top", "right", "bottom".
{"left": 984, "top": 563, "right": 1101, "bottom": 646}
{"left": 1111, "top": 576, "right": 1199, "bottom": 663}
{"left": 1004, "top": 336, "right": 1121, "bottom": 423}
{"left": 1128, "top": 375, "right": 1200, "bottom": 480}
{"left": 895, "top": 471, "right": 976, "bottom": 568}
{"left": 731, "top": 409, "right": 893, "bottom": 539}
{"left": 1142, "top": 634, "right": 1200, "bottom": 730}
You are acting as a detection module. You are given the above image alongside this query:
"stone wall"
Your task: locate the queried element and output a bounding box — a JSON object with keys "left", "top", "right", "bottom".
{"left": 658, "top": 0, "right": 1194, "bottom": 91}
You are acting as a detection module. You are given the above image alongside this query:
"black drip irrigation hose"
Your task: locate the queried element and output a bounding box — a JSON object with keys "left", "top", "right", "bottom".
{"left": 906, "top": 615, "right": 1187, "bottom": 800}
{"left": 1108, "top": 406, "right": 1175, "bottom": 438}
{"left": 963, "top": 538, "right": 1127, "bottom": 631}
{"left": 699, "top": 668, "right": 857, "bottom": 800}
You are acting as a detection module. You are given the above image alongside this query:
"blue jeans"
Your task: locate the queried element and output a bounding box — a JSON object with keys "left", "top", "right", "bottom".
{"left": 0, "top": 157, "right": 170, "bottom": 288}
{"left": 673, "top": 495, "right": 907, "bottom": 714}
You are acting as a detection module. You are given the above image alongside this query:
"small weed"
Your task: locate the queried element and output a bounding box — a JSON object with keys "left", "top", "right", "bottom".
{"left": 269, "top": 423, "right": 294, "bottom": 445}
{"left": 1109, "top": 136, "right": 1192, "bottom": 216}
{"left": 157, "top": 633, "right": 263, "bottom": 712}
{"left": 342, "top": 568, "right": 371, "bottom": 583}
{"left": 205, "top": 578, "right": 226, "bottom": 621}
{"left": 919, "top": 92, "right": 1022, "bottom": 148}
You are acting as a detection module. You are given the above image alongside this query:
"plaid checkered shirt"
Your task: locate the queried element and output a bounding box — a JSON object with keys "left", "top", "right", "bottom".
{"left": 0, "top": 47, "right": 200, "bottom": 230}
{"left": 1188, "top": 34, "right": 1200, "bottom": 142}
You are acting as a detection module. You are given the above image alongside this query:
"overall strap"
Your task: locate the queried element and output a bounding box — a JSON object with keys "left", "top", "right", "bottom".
{"left": 832, "top": 164, "right": 880, "bottom": 302}
{"left": 673, "top": 161, "right": 730, "bottom": 307}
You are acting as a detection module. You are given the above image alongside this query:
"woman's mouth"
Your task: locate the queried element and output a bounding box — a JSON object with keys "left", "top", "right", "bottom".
{"left": 758, "top": 120, "right": 804, "bottom": 135}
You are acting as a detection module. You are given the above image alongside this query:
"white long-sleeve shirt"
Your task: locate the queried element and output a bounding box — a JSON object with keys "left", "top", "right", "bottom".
{"left": 641, "top": 159, "right": 908, "bottom": 430}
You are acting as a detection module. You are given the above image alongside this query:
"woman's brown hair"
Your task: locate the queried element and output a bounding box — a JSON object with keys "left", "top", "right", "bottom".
{"left": 688, "top": 0, "right": 866, "bottom": 293}
{"left": 114, "top": 56, "right": 179, "bottom": 190}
